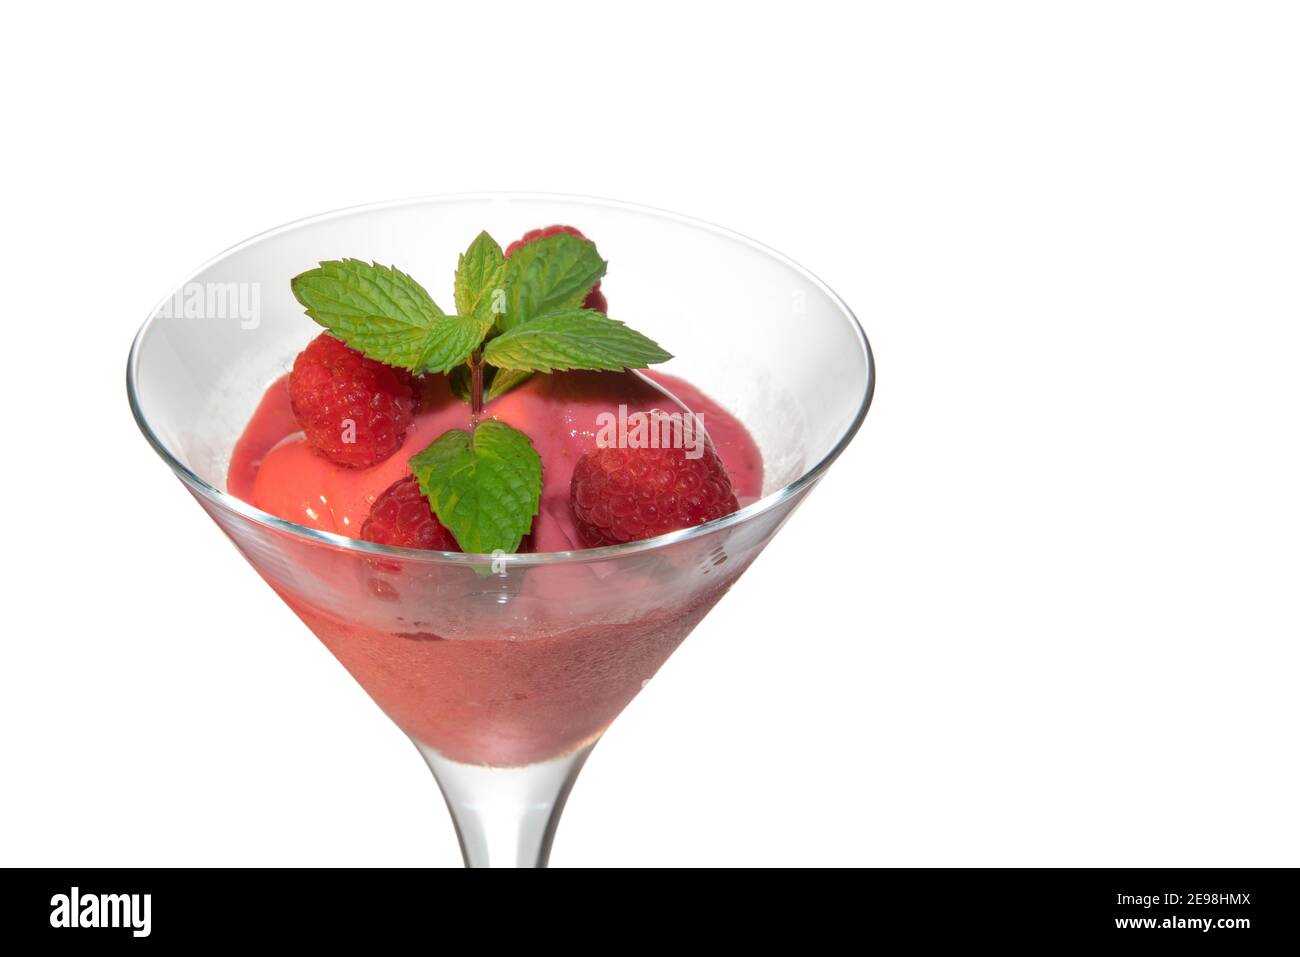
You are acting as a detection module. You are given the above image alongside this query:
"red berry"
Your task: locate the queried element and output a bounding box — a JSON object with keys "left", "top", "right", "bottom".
{"left": 505, "top": 225, "right": 606, "bottom": 312}
{"left": 360, "top": 476, "right": 460, "bottom": 551}
{"left": 289, "top": 333, "right": 415, "bottom": 468}
{"left": 570, "top": 427, "right": 740, "bottom": 547}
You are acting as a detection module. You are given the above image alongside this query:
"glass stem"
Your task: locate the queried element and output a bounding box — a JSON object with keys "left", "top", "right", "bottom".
{"left": 414, "top": 740, "right": 595, "bottom": 868}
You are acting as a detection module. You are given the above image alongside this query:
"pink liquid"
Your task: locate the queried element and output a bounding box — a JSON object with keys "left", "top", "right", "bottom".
{"left": 228, "top": 369, "right": 763, "bottom": 766}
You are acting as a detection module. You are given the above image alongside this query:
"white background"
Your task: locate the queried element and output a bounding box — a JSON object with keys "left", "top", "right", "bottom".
{"left": 2, "top": 2, "right": 1297, "bottom": 867}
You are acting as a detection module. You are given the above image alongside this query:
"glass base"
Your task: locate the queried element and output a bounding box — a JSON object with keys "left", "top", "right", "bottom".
{"left": 414, "top": 739, "right": 596, "bottom": 868}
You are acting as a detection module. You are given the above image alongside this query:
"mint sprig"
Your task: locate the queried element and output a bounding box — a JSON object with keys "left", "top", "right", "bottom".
{"left": 292, "top": 228, "right": 673, "bottom": 553}
{"left": 408, "top": 420, "right": 541, "bottom": 554}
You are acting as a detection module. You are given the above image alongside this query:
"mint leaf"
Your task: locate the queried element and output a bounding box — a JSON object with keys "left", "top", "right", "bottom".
{"left": 483, "top": 309, "right": 672, "bottom": 373}
{"left": 291, "top": 259, "right": 488, "bottom": 373}
{"left": 409, "top": 421, "right": 542, "bottom": 553}
{"left": 454, "top": 231, "right": 506, "bottom": 321}
{"left": 487, "top": 368, "right": 533, "bottom": 400}
{"left": 501, "top": 233, "right": 606, "bottom": 331}
{"left": 417, "top": 314, "right": 491, "bottom": 375}
{"left": 291, "top": 260, "right": 443, "bottom": 369}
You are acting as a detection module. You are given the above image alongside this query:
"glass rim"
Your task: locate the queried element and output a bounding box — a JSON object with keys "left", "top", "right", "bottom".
{"left": 126, "top": 191, "right": 876, "bottom": 567}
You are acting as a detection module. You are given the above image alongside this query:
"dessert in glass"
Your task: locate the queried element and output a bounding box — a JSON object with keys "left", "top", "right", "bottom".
{"left": 127, "top": 195, "right": 874, "bottom": 867}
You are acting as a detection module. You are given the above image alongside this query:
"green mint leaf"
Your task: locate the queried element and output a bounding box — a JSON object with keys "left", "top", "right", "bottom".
{"left": 453, "top": 231, "right": 506, "bottom": 321}
{"left": 291, "top": 260, "right": 444, "bottom": 369}
{"left": 416, "top": 314, "right": 491, "bottom": 375}
{"left": 483, "top": 308, "right": 673, "bottom": 373}
{"left": 486, "top": 368, "right": 533, "bottom": 400}
{"left": 291, "top": 259, "right": 488, "bottom": 373}
{"left": 501, "top": 233, "right": 606, "bottom": 331}
{"left": 409, "top": 420, "right": 542, "bottom": 553}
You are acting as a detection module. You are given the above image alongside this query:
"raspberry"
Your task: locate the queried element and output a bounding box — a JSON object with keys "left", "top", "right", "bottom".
{"left": 360, "top": 476, "right": 460, "bottom": 551}
{"left": 570, "top": 428, "right": 741, "bottom": 547}
{"left": 289, "top": 333, "right": 415, "bottom": 468}
{"left": 504, "top": 225, "right": 607, "bottom": 312}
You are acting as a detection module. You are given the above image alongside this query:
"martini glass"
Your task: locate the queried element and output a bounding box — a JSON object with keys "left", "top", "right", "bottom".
{"left": 127, "top": 194, "right": 874, "bottom": 867}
